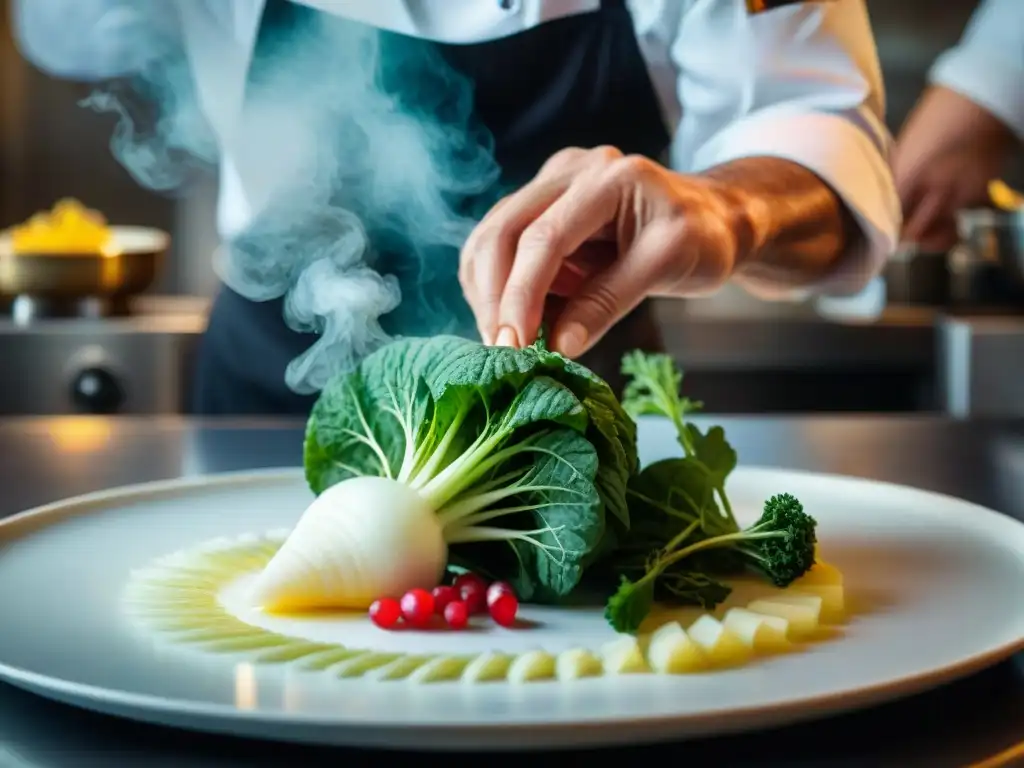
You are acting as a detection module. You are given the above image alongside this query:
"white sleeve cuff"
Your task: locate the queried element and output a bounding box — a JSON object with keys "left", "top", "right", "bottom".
{"left": 930, "top": 47, "right": 1024, "bottom": 140}
{"left": 687, "top": 109, "right": 901, "bottom": 301}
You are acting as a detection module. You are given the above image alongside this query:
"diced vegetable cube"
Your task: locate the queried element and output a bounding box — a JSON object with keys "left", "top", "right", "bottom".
{"left": 461, "top": 652, "right": 513, "bottom": 682}
{"left": 408, "top": 655, "right": 471, "bottom": 683}
{"left": 722, "top": 607, "right": 789, "bottom": 652}
{"left": 646, "top": 622, "right": 707, "bottom": 674}
{"left": 686, "top": 615, "right": 750, "bottom": 667}
{"left": 600, "top": 637, "right": 649, "bottom": 674}
{"left": 747, "top": 597, "right": 820, "bottom": 637}
{"left": 555, "top": 648, "right": 603, "bottom": 680}
{"left": 376, "top": 654, "right": 432, "bottom": 680}
{"left": 796, "top": 561, "right": 844, "bottom": 586}
{"left": 507, "top": 651, "right": 556, "bottom": 683}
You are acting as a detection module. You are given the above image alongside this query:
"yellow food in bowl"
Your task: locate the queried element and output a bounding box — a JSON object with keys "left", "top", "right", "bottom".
{"left": 9, "top": 198, "right": 113, "bottom": 254}
{"left": 988, "top": 179, "right": 1024, "bottom": 212}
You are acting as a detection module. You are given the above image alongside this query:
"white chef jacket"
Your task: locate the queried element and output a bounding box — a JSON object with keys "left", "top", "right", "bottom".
{"left": 12, "top": 0, "right": 900, "bottom": 297}
{"left": 929, "top": 0, "right": 1024, "bottom": 141}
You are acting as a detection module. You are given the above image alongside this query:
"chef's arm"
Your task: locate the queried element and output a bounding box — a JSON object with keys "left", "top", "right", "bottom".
{"left": 897, "top": 0, "right": 1024, "bottom": 180}
{"left": 670, "top": 0, "right": 900, "bottom": 297}
{"left": 700, "top": 156, "right": 854, "bottom": 288}
{"left": 925, "top": 0, "right": 1024, "bottom": 145}
{"left": 10, "top": 0, "right": 180, "bottom": 81}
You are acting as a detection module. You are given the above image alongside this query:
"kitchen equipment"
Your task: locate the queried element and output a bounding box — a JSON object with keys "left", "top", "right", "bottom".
{"left": 0, "top": 295, "right": 207, "bottom": 415}
{"left": 1, "top": 456, "right": 1022, "bottom": 749}
{"left": 938, "top": 314, "right": 1024, "bottom": 417}
{"left": 0, "top": 226, "right": 169, "bottom": 322}
{"left": 949, "top": 209, "right": 1024, "bottom": 310}
{"left": 884, "top": 244, "right": 950, "bottom": 306}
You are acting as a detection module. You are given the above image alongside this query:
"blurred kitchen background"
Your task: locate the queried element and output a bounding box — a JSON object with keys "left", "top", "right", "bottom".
{"left": 0, "top": 0, "right": 1021, "bottom": 417}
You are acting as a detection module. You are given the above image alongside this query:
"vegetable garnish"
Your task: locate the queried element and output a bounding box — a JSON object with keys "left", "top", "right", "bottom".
{"left": 366, "top": 574, "right": 521, "bottom": 631}
{"left": 254, "top": 338, "right": 816, "bottom": 636}
{"left": 443, "top": 600, "right": 469, "bottom": 629}
{"left": 252, "top": 336, "right": 635, "bottom": 612}
{"left": 401, "top": 589, "right": 436, "bottom": 627}
{"left": 431, "top": 586, "right": 458, "bottom": 614}
{"left": 605, "top": 494, "right": 817, "bottom": 634}
{"left": 369, "top": 598, "right": 402, "bottom": 629}
{"left": 489, "top": 592, "right": 519, "bottom": 627}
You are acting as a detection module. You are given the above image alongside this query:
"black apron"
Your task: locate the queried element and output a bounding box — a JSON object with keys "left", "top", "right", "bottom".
{"left": 192, "top": 0, "right": 670, "bottom": 416}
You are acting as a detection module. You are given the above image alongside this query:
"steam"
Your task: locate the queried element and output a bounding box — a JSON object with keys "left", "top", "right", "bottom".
{"left": 20, "top": 0, "right": 500, "bottom": 393}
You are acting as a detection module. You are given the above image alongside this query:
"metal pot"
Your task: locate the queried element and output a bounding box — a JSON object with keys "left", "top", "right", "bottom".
{"left": 0, "top": 226, "right": 169, "bottom": 317}
{"left": 950, "top": 209, "right": 1024, "bottom": 308}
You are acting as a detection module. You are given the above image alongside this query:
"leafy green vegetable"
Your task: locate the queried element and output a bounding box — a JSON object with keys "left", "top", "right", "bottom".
{"left": 605, "top": 493, "right": 817, "bottom": 633}
{"left": 621, "top": 350, "right": 702, "bottom": 452}
{"left": 605, "top": 570, "right": 733, "bottom": 635}
{"left": 621, "top": 350, "right": 737, "bottom": 528}
{"left": 601, "top": 351, "right": 817, "bottom": 634}
{"left": 304, "top": 335, "right": 634, "bottom": 601}
{"left": 302, "top": 339, "right": 815, "bottom": 630}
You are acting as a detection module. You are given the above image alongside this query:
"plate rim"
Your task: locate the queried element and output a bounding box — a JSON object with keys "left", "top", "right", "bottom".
{"left": 1, "top": 465, "right": 1023, "bottom": 746}
{"left": 4, "top": 463, "right": 1022, "bottom": 540}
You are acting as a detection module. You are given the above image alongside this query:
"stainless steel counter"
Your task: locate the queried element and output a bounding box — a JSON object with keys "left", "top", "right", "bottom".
{"left": 0, "top": 416, "right": 1023, "bottom": 766}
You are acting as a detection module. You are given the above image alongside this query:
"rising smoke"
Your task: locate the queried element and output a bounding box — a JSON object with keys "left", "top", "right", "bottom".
{"left": 13, "top": 0, "right": 501, "bottom": 393}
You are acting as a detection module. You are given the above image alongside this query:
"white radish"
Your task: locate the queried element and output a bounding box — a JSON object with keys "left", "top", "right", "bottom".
{"left": 250, "top": 477, "right": 447, "bottom": 612}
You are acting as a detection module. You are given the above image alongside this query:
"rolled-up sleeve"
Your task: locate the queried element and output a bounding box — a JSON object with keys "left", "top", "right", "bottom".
{"left": 929, "top": 0, "right": 1024, "bottom": 140}
{"left": 11, "top": 0, "right": 181, "bottom": 81}
{"left": 668, "top": 0, "right": 900, "bottom": 298}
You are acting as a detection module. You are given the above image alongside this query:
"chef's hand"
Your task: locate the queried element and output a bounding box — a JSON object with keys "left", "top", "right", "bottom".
{"left": 894, "top": 86, "right": 1017, "bottom": 252}
{"left": 459, "top": 146, "right": 742, "bottom": 358}
{"left": 895, "top": 146, "right": 1006, "bottom": 252}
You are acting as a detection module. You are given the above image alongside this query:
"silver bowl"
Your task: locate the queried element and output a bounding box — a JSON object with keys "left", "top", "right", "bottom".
{"left": 955, "top": 209, "right": 1024, "bottom": 287}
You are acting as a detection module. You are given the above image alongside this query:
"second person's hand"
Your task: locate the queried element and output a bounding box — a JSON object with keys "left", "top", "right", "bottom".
{"left": 459, "top": 145, "right": 746, "bottom": 358}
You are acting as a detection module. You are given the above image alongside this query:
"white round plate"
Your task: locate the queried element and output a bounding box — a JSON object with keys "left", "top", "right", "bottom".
{"left": 0, "top": 429, "right": 1023, "bottom": 750}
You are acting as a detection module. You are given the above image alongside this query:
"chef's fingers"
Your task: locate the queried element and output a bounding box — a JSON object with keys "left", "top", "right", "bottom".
{"left": 551, "top": 221, "right": 695, "bottom": 358}
{"left": 462, "top": 147, "right": 591, "bottom": 256}
{"left": 902, "top": 187, "right": 949, "bottom": 246}
{"left": 496, "top": 177, "right": 621, "bottom": 347}
{"left": 461, "top": 176, "right": 572, "bottom": 345}
{"left": 549, "top": 241, "right": 618, "bottom": 297}
{"left": 916, "top": 219, "right": 959, "bottom": 253}
{"left": 460, "top": 147, "right": 607, "bottom": 345}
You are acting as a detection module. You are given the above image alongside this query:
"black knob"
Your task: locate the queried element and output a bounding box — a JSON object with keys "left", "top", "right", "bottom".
{"left": 70, "top": 367, "right": 126, "bottom": 414}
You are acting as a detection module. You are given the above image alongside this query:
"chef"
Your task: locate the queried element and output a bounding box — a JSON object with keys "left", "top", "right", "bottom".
{"left": 895, "top": 0, "right": 1024, "bottom": 251}
{"left": 13, "top": 0, "right": 899, "bottom": 415}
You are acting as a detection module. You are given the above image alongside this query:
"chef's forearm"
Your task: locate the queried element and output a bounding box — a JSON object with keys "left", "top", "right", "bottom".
{"left": 702, "top": 156, "right": 854, "bottom": 286}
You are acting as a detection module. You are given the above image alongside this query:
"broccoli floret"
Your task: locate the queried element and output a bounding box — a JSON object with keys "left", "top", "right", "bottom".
{"left": 603, "top": 493, "right": 817, "bottom": 634}
{"left": 668, "top": 492, "right": 817, "bottom": 587}
{"left": 731, "top": 493, "right": 817, "bottom": 586}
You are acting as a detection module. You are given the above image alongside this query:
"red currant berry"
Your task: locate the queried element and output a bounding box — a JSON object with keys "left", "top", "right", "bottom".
{"left": 489, "top": 592, "right": 519, "bottom": 627}
{"left": 400, "top": 588, "right": 434, "bottom": 627}
{"left": 431, "top": 585, "right": 457, "bottom": 614}
{"left": 368, "top": 597, "right": 402, "bottom": 629}
{"left": 443, "top": 600, "right": 469, "bottom": 629}
{"left": 453, "top": 572, "right": 488, "bottom": 594}
{"left": 486, "top": 581, "right": 514, "bottom": 607}
{"left": 459, "top": 583, "right": 487, "bottom": 615}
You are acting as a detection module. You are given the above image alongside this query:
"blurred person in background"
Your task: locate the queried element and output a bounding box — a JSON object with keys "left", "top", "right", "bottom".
{"left": 12, "top": 0, "right": 899, "bottom": 414}
{"left": 894, "top": 0, "right": 1024, "bottom": 252}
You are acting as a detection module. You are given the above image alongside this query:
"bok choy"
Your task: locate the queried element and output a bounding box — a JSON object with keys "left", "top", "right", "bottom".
{"left": 251, "top": 335, "right": 636, "bottom": 611}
